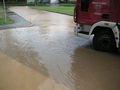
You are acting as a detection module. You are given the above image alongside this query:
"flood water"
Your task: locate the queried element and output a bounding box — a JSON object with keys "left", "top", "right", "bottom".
{"left": 0, "top": 7, "right": 120, "bottom": 90}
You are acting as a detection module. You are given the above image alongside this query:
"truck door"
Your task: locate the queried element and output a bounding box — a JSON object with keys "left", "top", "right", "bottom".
{"left": 79, "top": 0, "right": 91, "bottom": 21}
{"left": 75, "top": 0, "right": 93, "bottom": 24}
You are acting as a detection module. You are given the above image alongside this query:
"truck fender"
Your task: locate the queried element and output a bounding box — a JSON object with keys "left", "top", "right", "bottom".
{"left": 89, "top": 21, "right": 119, "bottom": 48}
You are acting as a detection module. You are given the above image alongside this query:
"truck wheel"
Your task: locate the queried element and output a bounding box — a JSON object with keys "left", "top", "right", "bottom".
{"left": 93, "top": 31, "right": 117, "bottom": 52}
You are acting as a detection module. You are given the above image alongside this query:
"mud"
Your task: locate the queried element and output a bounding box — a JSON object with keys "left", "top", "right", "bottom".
{"left": 0, "top": 6, "right": 120, "bottom": 90}
{"left": 0, "top": 52, "right": 71, "bottom": 90}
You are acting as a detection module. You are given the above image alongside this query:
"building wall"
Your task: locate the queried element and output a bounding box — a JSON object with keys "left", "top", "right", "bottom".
{"left": 50, "top": 0, "right": 59, "bottom": 3}
{"left": 27, "top": 0, "right": 34, "bottom": 3}
{"left": 27, "top": 0, "right": 59, "bottom": 3}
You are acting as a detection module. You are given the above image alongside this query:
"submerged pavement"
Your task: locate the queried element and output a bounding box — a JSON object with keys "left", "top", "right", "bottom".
{"left": 0, "top": 6, "right": 120, "bottom": 90}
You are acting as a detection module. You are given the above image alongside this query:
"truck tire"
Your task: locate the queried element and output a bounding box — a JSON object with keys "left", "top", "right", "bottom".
{"left": 93, "top": 31, "right": 117, "bottom": 52}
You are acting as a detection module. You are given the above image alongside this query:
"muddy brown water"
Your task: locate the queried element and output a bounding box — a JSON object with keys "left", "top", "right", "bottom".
{"left": 0, "top": 7, "right": 120, "bottom": 90}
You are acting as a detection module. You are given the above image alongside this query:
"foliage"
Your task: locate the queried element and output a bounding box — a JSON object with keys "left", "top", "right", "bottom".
{"left": 0, "top": 3, "right": 46, "bottom": 6}
{"left": 0, "top": 8, "right": 13, "bottom": 25}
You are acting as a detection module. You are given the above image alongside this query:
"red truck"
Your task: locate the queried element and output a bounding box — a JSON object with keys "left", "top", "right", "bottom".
{"left": 74, "top": 0, "right": 120, "bottom": 51}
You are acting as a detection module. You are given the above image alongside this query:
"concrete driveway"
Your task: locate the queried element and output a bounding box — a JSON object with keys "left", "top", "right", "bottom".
{"left": 0, "top": 6, "right": 120, "bottom": 90}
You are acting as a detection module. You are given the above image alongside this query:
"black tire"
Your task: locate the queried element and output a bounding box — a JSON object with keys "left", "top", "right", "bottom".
{"left": 93, "top": 31, "right": 117, "bottom": 52}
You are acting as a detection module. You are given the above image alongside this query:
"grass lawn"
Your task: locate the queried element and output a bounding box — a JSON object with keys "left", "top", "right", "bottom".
{"left": 60, "top": 3, "right": 75, "bottom": 7}
{"left": 32, "top": 6, "right": 74, "bottom": 16}
{"left": 0, "top": 18, "right": 13, "bottom": 25}
{"left": 0, "top": 8, "right": 13, "bottom": 25}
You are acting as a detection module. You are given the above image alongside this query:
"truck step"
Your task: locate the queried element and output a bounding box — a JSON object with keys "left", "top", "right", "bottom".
{"left": 78, "top": 31, "right": 89, "bottom": 35}
{"left": 118, "top": 25, "right": 120, "bottom": 30}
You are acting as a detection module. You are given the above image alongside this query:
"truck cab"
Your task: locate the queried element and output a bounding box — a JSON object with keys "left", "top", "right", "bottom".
{"left": 74, "top": 0, "right": 120, "bottom": 51}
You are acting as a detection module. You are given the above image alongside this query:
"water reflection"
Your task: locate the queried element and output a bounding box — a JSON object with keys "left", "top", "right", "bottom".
{"left": 72, "top": 47, "right": 120, "bottom": 90}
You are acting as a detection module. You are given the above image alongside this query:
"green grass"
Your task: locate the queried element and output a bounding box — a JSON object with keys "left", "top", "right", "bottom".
{"left": 0, "top": 8, "right": 3, "bottom": 11}
{"left": 0, "top": 18, "right": 13, "bottom": 25}
{"left": 60, "top": 3, "right": 75, "bottom": 7}
{"left": 32, "top": 6, "right": 74, "bottom": 16}
{"left": 0, "top": 8, "right": 13, "bottom": 25}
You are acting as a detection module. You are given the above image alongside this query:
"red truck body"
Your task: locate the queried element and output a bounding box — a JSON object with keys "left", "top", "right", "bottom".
{"left": 74, "top": 0, "right": 120, "bottom": 25}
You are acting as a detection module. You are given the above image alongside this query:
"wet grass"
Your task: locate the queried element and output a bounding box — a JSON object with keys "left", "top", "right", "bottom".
{"left": 60, "top": 3, "right": 75, "bottom": 7}
{"left": 32, "top": 6, "right": 74, "bottom": 16}
{"left": 0, "top": 18, "right": 13, "bottom": 25}
{"left": 0, "top": 8, "right": 13, "bottom": 25}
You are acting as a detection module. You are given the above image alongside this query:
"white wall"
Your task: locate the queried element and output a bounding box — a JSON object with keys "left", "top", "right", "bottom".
{"left": 27, "top": 0, "right": 59, "bottom": 3}
{"left": 50, "top": 0, "right": 59, "bottom": 3}
{"left": 27, "top": 0, "right": 35, "bottom": 3}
